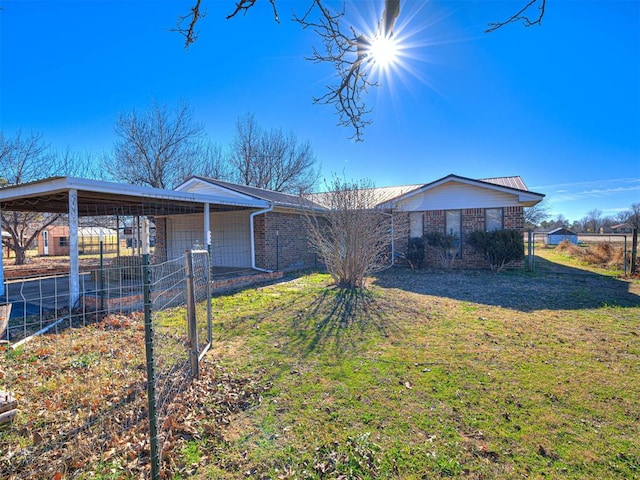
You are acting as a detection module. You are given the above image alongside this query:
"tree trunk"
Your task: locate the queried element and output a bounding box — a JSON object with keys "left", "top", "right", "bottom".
{"left": 14, "top": 246, "right": 26, "bottom": 266}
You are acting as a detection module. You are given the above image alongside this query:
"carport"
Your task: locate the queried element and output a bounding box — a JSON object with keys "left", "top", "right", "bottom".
{"left": 0, "top": 176, "right": 268, "bottom": 306}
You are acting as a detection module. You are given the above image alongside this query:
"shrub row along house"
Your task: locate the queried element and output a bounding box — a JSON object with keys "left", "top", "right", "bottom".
{"left": 0, "top": 173, "right": 544, "bottom": 299}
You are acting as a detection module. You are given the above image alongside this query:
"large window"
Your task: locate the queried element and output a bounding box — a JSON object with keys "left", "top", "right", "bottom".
{"left": 486, "top": 208, "right": 503, "bottom": 232}
{"left": 445, "top": 210, "right": 461, "bottom": 257}
{"left": 59, "top": 237, "right": 69, "bottom": 248}
{"left": 409, "top": 212, "right": 424, "bottom": 238}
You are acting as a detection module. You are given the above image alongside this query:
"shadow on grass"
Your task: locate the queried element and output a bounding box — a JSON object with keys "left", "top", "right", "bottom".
{"left": 372, "top": 256, "right": 640, "bottom": 312}
{"left": 285, "top": 286, "right": 404, "bottom": 358}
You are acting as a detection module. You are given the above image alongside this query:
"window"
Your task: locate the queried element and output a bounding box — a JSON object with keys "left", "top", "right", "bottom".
{"left": 445, "top": 210, "right": 461, "bottom": 257}
{"left": 59, "top": 237, "right": 69, "bottom": 247}
{"left": 409, "top": 212, "right": 424, "bottom": 238}
{"left": 486, "top": 208, "right": 503, "bottom": 232}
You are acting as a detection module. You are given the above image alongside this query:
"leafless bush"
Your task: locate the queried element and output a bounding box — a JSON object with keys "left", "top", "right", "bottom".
{"left": 304, "top": 177, "right": 392, "bottom": 288}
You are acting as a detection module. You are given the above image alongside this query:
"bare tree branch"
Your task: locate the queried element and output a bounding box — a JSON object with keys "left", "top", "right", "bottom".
{"left": 107, "top": 100, "right": 205, "bottom": 189}
{"left": 304, "top": 176, "right": 393, "bottom": 288}
{"left": 486, "top": 0, "right": 546, "bottom": 33}
{"left": 171, "top": 0, "right": 205, "bottom": 48}
{"left": 294, "top": 1, "right": 378, "bottom": 141}
{"left": 0, "top": 131, "right": 65, "bottom": 264}
{"left": 226, "top": 0, "right": 279, "bottom": 22}
{"left": 173, "top": 0, "right": 546, "bottom": 139}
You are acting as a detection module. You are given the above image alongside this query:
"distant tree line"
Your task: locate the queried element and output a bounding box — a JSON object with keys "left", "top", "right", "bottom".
{"left": 0, "top": 101, "right": 319, "bottom": 264}
{"left": 533, "top": 206, "right": 638, "bottom": 235}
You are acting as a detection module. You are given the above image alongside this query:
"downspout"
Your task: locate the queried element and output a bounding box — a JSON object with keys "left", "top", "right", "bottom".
{"left": 250, "top": 204, "right": 274, "bottom": 272}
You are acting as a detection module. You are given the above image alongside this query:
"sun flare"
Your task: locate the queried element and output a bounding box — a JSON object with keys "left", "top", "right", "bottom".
{"left": 369, "top": 35, "right": 399, "bottom": 69}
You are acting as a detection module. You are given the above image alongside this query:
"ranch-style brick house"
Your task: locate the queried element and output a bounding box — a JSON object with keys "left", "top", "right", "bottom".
{"left": 172, "top": 174, "right": 544, "bottom": 271}
{"left": 0, "top": 173, "right": 544, "bottom": 302}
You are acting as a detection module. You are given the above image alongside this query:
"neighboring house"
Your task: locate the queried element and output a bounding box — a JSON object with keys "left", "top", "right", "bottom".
{"left": 38, "top": 225, "right": 119, "bottom": 256}
{"left": 611, "top": 223, "right": 633, "bottom": 234}
{"left": 546, "top": 227, "right": 578, "bottom": 246}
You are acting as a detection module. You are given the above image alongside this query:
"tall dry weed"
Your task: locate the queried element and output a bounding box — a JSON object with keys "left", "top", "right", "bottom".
{"left": 557, "top": 240, "right": 625, "bottom": 269}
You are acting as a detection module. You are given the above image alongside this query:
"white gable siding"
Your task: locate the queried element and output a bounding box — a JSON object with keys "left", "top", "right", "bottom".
{"left": 166, "top": 212, "right": 252, "bottom": 267}
{"left": 396, "top": 182, "right": 522, "bottom": 212}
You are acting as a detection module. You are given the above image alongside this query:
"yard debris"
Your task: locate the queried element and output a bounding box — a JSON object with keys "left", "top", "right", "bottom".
{"left": 0, "top": 312, "right": 269, "bottom": 479}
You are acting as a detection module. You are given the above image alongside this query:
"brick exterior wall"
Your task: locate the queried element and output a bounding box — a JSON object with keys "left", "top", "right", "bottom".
{"left": 254, "top": 211, "right": 317, "bottom": 271}
{"left": 504, "top": 206, "right": 524, "bottom": 230}
{"left": 402, "top": 207, "right": 525, "bottom": 270}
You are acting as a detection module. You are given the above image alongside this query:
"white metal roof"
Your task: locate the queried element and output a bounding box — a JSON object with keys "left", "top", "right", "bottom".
{"left": 0, "top": 176, "right": 269, "bottom": 216}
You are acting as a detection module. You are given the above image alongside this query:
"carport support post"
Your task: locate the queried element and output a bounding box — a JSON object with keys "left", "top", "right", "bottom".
{"left": 69, "top": 189, "right": 80, "bottom": 309}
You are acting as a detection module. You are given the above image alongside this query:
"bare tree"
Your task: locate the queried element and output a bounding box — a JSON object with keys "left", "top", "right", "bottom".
{"left": 0, "top": 131, "right": 61, "bottom": 264}
{"left": 524, "top": 199, "right": 550, "bottom": 229}
{"left": 304, "top": 176, "right": 392, "bottom": 288}
{"left": 173, "top": 1, "right": 546, "bottom": 140}
{"left": 107, "top": 100, "right": 205, "bottom": 189}
{"left": 229, "top": 113, "right": 318, "bottom": 193}
{"left": 200, "top": 141, "right": 232, "bottom": 181}
{"left": 586, "top": 208, "right": 603, "bottom": 233}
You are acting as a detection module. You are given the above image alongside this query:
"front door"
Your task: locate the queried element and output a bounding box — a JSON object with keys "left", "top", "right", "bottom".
{"left": 42, "top": 231, "right": 49, "bottom": 255}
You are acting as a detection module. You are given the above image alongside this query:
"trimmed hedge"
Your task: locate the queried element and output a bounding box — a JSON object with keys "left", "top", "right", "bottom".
{"left": 467, "top": 229, "right": 524, "bottom": 271}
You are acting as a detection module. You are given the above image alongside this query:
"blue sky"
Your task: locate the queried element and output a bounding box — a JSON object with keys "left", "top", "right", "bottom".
{"left": 1, "top": 0, "right": 638, "bottom": 222}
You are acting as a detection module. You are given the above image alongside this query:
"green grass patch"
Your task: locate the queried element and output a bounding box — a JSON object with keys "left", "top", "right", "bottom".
{"left": 185, "top": 259, "right": 639, "bottom": 479}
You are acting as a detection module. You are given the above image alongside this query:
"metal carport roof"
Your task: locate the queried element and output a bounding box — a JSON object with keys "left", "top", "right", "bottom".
{"left": 0, "top": 176, "right": 269, "bottom": 215}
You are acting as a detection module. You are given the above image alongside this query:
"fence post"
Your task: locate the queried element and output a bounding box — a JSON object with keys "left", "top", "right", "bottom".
{"left": 206, "top": 250, "right": 212, "bottom": 347}
{"left": 99, "top": 235, "right": 105, "bottom": 313}
{"left": 527, "top": 230, "right": 534, "bottom": 271}
{"left": 142, "top": 253, "right": 161, "bottom": 480}
{"left": 185, "top": 250, "right": 199, "bottom": 380}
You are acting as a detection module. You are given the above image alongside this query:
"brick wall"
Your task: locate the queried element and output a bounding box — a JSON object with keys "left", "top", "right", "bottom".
{"left": 504, "top": 206, "right": 524, "bottom": 230}
{"left": 416, "top": 207, "right": 525, "bottom": 270}
{"left": 254, "top": 211, "right": 317, "bottom": 271}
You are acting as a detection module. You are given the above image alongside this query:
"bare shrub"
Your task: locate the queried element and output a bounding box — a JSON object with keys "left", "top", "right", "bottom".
{"left": 304, "top": 177, "right": 392, "bottom": 289}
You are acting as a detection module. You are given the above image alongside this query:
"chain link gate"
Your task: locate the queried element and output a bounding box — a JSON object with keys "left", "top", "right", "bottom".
{"left": 143, "top": 249, "right": 212, "bottom": 480}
